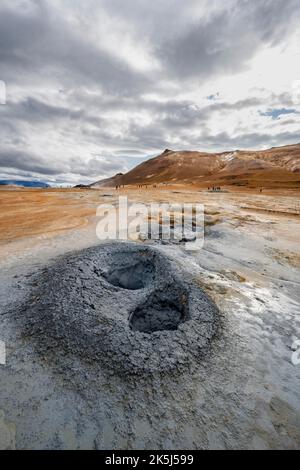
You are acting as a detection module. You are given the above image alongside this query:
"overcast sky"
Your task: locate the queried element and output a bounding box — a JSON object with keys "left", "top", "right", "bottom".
{"left": 0, "top": 0, "right": 300, "bottom": 185}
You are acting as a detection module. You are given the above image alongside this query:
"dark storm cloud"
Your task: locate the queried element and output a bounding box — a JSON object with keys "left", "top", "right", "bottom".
{"left": 70, "top": 155, "right": 128, "bottom": 177}
{"left": 189, "top": 129, "right": 300, "bottom": 151}
{"left": 0, "top": 148, "right": 63, "bottom": 175}
{"left": 0, "top": 147, "right": 127, "bottom": 179}
{"left": 0, "top": 92, "right": 283, "bottom": 133}
{"left": 4, "top": 98, "right": 83, "bottom": 122}
{"left": 153, "top": 97, "right": 265, "bottom": 130}
{"left": 156, "top": 0, "right": 300, "bottom": 80}
{"left": 2, "top": 97, "right": 103, "bottom": 127}
{"left": 1, "top": 0, "right": 298, "bottom": 101}
{"left": 0, "top": 3, "right": 150, "bottom": 95}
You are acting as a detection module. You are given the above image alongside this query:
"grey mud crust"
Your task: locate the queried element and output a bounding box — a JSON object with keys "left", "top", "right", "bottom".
{"left": 21, "top": 242, "right": 220, "bottom": 375}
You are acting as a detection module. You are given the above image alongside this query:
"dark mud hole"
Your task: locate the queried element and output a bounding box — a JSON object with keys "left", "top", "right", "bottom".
{"left": 130, "top": 292, "right": 188, "bottom": 333}
{"left": 105, "top": 259, "right": 155, "bottom": 291}
{"left": 20, "top": 243, "right": 220, "bottom": 374}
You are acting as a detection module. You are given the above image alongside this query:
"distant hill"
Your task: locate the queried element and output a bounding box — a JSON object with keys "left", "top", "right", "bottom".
{"left": 89, "top": 173, "right": 124, "bottom": 189}
{"left": 0, "top": 180, "right": 50, "bottom": 188}
{"left": 89, "top": 144, "right": 300, "bottom": 189}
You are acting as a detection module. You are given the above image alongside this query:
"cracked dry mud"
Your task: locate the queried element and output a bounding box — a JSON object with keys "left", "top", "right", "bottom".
{"left": 19, "top": 243, "right": 219, "bottom": 375}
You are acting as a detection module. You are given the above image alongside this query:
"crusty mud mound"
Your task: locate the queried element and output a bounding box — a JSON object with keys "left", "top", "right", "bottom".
{"left": 21, "top": 243, "right": 219, "bottom": 375}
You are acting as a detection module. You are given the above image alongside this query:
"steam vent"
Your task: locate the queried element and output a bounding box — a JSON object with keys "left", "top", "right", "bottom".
{"left": 24, "top": 243, "right": 219, "bottom": 375}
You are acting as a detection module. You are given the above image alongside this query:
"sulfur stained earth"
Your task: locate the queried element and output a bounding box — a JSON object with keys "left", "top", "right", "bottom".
{"left": 0, "top": 186, "right": 299, "bottom": 449}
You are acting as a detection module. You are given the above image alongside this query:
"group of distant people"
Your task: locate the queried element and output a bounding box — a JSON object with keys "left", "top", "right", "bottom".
{"left": 115, "top": 183, "right": 264, "bottom": 192}
{"left": 115, "top": 184, "right": 158, "bottom": 189}
{"left": 138, "top": 184, "right": 159, "bottom": 188}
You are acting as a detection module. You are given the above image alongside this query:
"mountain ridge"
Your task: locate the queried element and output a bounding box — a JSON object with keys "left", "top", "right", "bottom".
{"left": 89, "top": 143, "right": 300, "bottom": 189}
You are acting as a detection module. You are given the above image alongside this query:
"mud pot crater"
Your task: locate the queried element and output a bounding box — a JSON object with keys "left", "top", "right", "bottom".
{"left": 104, "top": 254, "right": 155, "bottom": 290}
{"left": 129, "top": 288, "right": 189, "bottom": 333}
{"left": 20, "top": 242, "right": 220, "bottom": 375}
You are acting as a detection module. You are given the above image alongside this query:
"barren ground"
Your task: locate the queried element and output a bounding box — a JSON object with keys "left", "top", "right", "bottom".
{"left": 0, "top": 186, "right": 299, "bottom": 449}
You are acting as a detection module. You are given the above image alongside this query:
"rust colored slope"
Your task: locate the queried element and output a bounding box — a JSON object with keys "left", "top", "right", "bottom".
{"left": 90, "top": 144, "right": 300, "bottom": 188}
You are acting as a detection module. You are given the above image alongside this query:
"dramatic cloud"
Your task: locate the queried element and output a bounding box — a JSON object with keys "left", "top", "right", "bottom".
{"left": 0, "top": 0, "right": 300, "bottom": 184}
{"left": 156, "top": 0, "right": 300, "bottom": 79}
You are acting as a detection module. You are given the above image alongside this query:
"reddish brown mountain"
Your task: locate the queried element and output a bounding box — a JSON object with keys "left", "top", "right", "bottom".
{"left": 90, "top": 144, "right": 300, "bottom": 189}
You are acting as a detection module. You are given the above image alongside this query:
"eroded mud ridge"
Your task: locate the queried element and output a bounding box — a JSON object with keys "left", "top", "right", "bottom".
{"left": 23, "top": 243, "right": 219, "bottom": 374}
